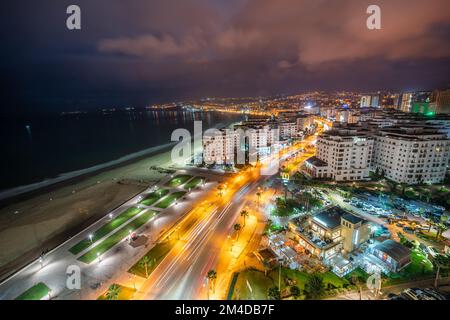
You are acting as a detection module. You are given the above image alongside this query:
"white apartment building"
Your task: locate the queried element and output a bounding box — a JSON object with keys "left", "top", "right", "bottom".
{"left": 305, "top": 128, "right": 374, "bottom": 181}
{"left": 203, "top": 129, "right": 239, "bottom": 165}
{"left": 373, "top": 127, "right": 450, "bottom": 184}
{"left": 360, "top": 95, "right": 371, "bottom": 108}
{"left": 279, "top": 122, "right": 297, "bottom": 139}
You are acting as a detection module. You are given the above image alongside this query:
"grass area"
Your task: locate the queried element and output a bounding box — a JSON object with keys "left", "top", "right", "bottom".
{"left": 165, "top": 175, "right": 192, "bottom": 188}
{"left": 184, "top": 177, "right": 203, "bottom": 190}
{"left": 385, "top": 249, "right": 434, "bottom": 285}
{"left": 78, "top": 210, "right": 157, "bottom": 264}
{"left": 232, "top": 269, "right": 274, "bottom": 300}
{"left": 345, "top": 267, "right": 370, "bottom": 283}
{"left": 155, "top": 191, "right": 186, "bottom": 209}
{"left": 231, "top": 268, "right": 350, "bottom": 300}
{"left": 97, "top": 284, "right": 136, "bottom": 300}
{"left": 128, "top": 239, "right": 177, "bottom": 278}
{"left": 15, "top": 282, "right": 50, "bottom": 300}
{"left": 69, "top": 207, "right": 143, "bottom": 255}
{"left": 140, "top": 189, "right": 169, "bottom": 206}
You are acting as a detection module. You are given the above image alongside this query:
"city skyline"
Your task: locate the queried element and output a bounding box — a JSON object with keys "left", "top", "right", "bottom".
{"left": 2, "top": 0, "right": 450, "bottom": 114}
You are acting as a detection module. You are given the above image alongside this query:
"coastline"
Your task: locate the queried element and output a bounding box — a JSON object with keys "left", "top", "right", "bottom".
{"left": 0, "top": 118, "right": 236, "bottom": 282}
{"left": 0, "top": 142, "right": 177, "bottom": 208}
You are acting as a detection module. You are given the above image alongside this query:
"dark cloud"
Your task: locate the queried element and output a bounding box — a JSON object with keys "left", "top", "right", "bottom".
{"left": 1, "top": 0, "right": 449, "bottom": 113}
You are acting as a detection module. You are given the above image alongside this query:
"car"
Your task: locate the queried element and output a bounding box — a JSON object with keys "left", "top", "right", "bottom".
{"left": 403, "top": 227, "right": 415, "bottom": 234}
{"left": 401, "top": 288, "right": 444, "bottom": 300}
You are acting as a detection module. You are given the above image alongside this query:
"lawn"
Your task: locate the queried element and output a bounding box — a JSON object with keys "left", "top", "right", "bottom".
{"left": 69, "top": 207, "right": 143, "bottom": 255}
{"left": 165, "top": 175, "right": 192, "bottom": 188}
{"left": 97, "top": 284, "right": 136, "bottom": 300}
{"left": 15, "top": 282, "right": 50, "bottom": 300}
{"left": 231, "top": 268, "right": 351, "bottom": 300}
{"left": 155, "top": 191, "right": 186, "bottom": 209}
{"left": 128, "top": 239, "right": 177, "bottom": 278}
{"left": 184, "top": 177, "right": 203, "bottom": 190}
{"left": 231, "top": 269, "right": 274, "bottom": 300}
{"left": 78, "top": 210, "right": 157, "bottom": 264}
{"left": 140, "top": 189, "right": 170, "bottom": 206}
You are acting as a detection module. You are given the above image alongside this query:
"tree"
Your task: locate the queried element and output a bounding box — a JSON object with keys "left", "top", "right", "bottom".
{"left": 240, "top": 210, "right": 249, "bottom": 226}
{"left": 267, "top": 286, "right": 281, "bottom": 300}
{"left": 139, "top": 255, "right": 155, "bottom": 278}
{"left": 207, "top": 269, "right": 217, "bottom": 293}
{"left": 256, "top": 192, "right": 262, "bottom": 208}
{"left": 432, "top": 255, "right": 450, "bottom": 288}
{"left": 234, "top": 223, "right": 242, "bottom": 240}
{"left": 290, "top": 285, "right": 301, "bottom": 299}
{"left": 217, "top": 184, "right": 224, "bottom": 197}
{"left": 305, "top": 274, "right": 325, "bottom": 300}
{"left": 105, "top": 284, "right": 121, "bottom": 300}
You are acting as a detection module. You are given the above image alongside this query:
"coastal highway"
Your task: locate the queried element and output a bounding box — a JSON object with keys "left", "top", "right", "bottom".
{"left": 137, "top": 178, "right": 264, "bottom": 300}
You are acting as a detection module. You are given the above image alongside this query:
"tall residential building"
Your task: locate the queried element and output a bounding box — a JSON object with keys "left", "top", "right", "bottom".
{"left": 360, "top": 95, "right": 371, "bottom": 108}
{"left": 430, "top": 89, "right": 450, "bottom": 114}
{"left": 305, "top": 128, "right": 374, "bottom": 181}
{"left": 373, "top": 127, "right": 450, "bottom": 184}
{"left": 370, "top": 94, "right": 380, "bottom": 108}
{"left": 399, "top": 93, "right": 413, "bottom": 113}
{"left": 279, "top": 122, "right": 297, "bottom": 139}
{"left": 203, "top": 129, "right": 239, "bottom": 165}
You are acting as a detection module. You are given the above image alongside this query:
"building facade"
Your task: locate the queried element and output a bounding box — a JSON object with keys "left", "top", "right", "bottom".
{"left": 373, "top": 127, "right": 450, "bottom": 184}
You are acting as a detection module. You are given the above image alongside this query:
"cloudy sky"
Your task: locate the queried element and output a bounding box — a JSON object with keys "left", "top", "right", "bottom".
{"left": 1, "top": 0, "right": 450, "bottom": 113}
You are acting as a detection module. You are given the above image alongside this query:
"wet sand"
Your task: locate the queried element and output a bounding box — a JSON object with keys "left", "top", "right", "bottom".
{"left": 0, "top": 147, "right": 178, "bottom": 281}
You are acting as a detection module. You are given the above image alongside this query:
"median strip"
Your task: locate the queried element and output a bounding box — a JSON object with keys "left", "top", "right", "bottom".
{"left": 78, "top": 210, "right": 157, "bottom": 264}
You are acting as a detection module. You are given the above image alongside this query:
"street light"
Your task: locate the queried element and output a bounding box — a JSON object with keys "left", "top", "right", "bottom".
{"left": 108, "top": 213, "right": 113, "bottom": 220}
{"left": 89, "top": 234, "right": 93, "bottom": 243}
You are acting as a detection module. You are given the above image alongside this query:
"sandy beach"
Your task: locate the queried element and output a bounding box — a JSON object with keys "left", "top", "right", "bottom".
{"left": 0, "top": 146, "right": 179, "bottom": 281}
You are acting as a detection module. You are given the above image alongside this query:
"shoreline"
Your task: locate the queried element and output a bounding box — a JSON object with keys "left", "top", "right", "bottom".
{"left": 0, "top": 142, "right": 176, "bottom": 208}
{"left": 0, "top": 120, "right": 236, "bottom": 281}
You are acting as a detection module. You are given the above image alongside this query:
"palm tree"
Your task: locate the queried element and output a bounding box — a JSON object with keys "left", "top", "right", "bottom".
{"left": 105, "top": 284, "right": 121, "bottom": 300}
{"left": 139, "top": 256, "right": 150, "bottom": 278}
{"left": 233, "top": 223, "right": 242, "bottom": 240}
{"left": 139, "top": 256, "right": 155, "bottom": 278}
{"left": 267, "top": 286, "right": 281, "bottom": 300}
{"left": 217, "top": 184, "right": 224, "bottom": 197}
{"left": 207, "top": 269, "right": 217, "bottom": 293}
{"left": 305, "top": 274, "right": 325, "bottom": 300}
{"left": 240, "top": 210, "right": 249, "bottom": 226}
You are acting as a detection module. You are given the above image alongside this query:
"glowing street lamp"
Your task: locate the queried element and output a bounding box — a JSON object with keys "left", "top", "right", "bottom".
{"left": 108, "top": 213, "right": 113, "bottom": 220}
{"left": 89, "top": 234, "right": 93, "bottom": 243}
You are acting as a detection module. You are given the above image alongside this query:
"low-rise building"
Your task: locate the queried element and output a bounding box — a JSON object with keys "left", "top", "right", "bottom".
{"left": 289, "top": 206, "right": 371, "bottom": 261}
{"left": 370, "top": 240, "right": 411, "bottom": 272}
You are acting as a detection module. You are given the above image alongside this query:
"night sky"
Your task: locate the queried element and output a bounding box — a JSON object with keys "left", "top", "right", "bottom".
{"left": 1, "top": 0, "right": 450, "bottom": 113}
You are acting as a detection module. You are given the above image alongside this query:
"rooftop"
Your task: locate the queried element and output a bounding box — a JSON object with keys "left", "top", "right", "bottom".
{"left": 342, "top": 213, "right": 367, "bottom": 225}
{"left": 305, "top": 156, "right": 328, "bottom": 167}
{"left": 312, "top": 206, "right": 348, "bottom": 230}
{"left": 373, "top": 240, "right": 411, "bottom": 262}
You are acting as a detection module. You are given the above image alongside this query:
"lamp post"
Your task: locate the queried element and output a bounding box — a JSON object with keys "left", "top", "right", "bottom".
{"left": 89, "top": 234, "right": 93, "bottom": 243}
